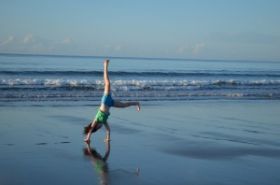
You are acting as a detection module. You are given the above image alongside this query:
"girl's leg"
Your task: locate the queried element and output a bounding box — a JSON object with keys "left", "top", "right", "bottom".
{"left": 103, "top": 59, "right": 111, "bottom": 95}
{"left": 104, "top": 122, "right": 111, "bottom": 142}
{"left": 113, "top": 100, "right": 140, "bottom": 111}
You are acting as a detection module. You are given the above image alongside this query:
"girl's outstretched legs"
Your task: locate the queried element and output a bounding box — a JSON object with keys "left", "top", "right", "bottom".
{"left": 103, "top": 59, "right": 110, "bottom": 95}
{"left": 113, "top": 100, "right": 141, "bottom": 111}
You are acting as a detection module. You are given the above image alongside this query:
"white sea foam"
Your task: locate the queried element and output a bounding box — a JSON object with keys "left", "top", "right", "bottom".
{"left": 1, "top": 78, "right": 280, "bottom": 101}
{"left": 1, "top": 78, "right": 280, "bottom": 87}
{"left": 44, "top": 79, "right": 62, "bottom": 87}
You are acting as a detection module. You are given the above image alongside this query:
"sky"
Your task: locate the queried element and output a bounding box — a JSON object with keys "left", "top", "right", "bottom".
{"left": 0, "top": 0, "right": 280, "bottom": 61}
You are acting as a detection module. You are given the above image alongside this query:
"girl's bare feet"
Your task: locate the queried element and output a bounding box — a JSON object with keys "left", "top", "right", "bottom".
{"left": 137, "top": 102, "right": 141, "bottom": 111}
{"left": 104, "top": 59, "right": 109, "bottom": 65}
{"left": 104, "top": 138, "right": 111, "bottom": 142}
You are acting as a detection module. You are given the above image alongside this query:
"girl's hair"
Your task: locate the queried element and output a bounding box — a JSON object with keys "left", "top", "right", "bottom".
{"left": 84, "top": 122, "right": 102, "bottom": 134}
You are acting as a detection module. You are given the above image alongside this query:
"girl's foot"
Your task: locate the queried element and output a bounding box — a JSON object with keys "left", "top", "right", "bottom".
{"left": 104, "top": 138, "right": 111, "bottom": 142}
{"left": 136, "top": 102, "right": 141, "bottom": 111}
{"left": 104, "top": 59, "right": 110, "bottom": 66}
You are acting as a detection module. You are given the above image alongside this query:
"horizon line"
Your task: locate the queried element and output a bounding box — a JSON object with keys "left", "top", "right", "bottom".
{"left": 0, "top": 52, "right": 279, "bottom": 63}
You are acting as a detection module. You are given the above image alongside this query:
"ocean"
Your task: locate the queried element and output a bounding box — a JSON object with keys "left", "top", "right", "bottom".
{"left": 1, "top": 54, "right": 280, "bottom": 185}
{"left": 1, "top": 54, "right": 280, "bottom": 103}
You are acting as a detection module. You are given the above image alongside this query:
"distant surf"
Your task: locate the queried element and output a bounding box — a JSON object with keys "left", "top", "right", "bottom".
{"left": 1, "top": 54, "right": 280, "bottom": 102}
{"left": 1, "top": 69, "right": 280, "bottom": 102}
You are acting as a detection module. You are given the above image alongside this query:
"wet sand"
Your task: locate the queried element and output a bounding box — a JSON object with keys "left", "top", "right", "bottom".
{"left": 0, "top": 100, "right": 280, "bottom": 185}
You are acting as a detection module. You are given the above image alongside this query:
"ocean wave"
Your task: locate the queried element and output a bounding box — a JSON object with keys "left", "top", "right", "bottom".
{"left": 1, "top": 76, "right": 280, "bottom": 101}
{"left": 1, "top": 79, "right": 280, "bottom": 90}
{"left": 1, "top": 91, "right": 279, "bottom": 102}
{"left": 1, "top": 70, "right": 280, "bottom": 77}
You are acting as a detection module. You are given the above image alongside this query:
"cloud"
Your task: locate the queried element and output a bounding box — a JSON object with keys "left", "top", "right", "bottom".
{"left": 0, "top": 35, "right": 14, "bottom": 46}
{"left": 99, "top": 44, "right": 124, "bottom": 54}
{"left": 176, "top": 42, "right": 206, "bottom": 55}
{"left": 176, "top": 46, "right": 188, "bottom": 54}
{"left": 192, "top": 42, "right": 206, "bottom": 55}
{"left": 114, "top": 45, "right": 122, "bottom": 51}
{"left": 61, "top": 37, "right": 73, "bottom": 44}
{"left": 0, "top": 33, "right": 80, "bottom": 54}
{"left": 23, "top": 34, "right": 34, "bottom": 44}
{"left": 210, "top": 32, "right": 280, "bottom": 45}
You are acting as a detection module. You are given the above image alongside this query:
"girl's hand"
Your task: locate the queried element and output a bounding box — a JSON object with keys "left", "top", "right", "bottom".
{"left": 104, "top": 138, "right": 111, "bottom": 142}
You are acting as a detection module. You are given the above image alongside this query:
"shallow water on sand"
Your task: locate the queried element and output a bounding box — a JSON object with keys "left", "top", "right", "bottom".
{"left": 0, "top": 100, "right": 280, "bottom": 185}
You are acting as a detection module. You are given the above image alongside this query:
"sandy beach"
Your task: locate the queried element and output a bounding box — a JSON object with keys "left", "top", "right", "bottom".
{"left": 1, "top": 100, "right": 280, "bottom": 185}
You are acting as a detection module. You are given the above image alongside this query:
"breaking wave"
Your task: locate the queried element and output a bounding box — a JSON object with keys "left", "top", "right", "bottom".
{"left": 1, "top": 69, "right": 280, "bottom": 101}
